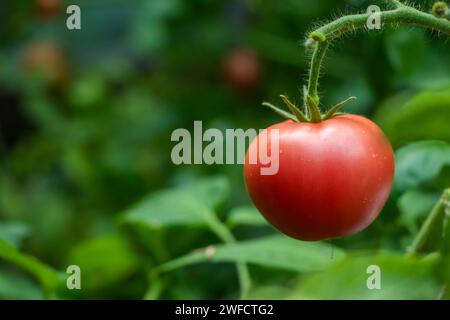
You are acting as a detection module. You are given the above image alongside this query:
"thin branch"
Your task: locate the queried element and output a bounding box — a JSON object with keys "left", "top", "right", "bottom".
{"left": 306, "top": 41, "right": 329, "bottom": 106}
{"left": 407, "top": 189, "right": 450, "bottom": 256}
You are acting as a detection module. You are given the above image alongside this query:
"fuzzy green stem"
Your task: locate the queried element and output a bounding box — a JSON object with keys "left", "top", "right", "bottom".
{"left": 203, "top": 215, "right": 252, "bottom": 299}
{"left": 306, "top": 41, "right": 329, "bottom": 107}
{"left": 151, "top": 214, "right": 252, "bottom": 299}
{"left": 306, "top": 3, "right": 450, "bottom": 111}
{"left": 306, "top": 95, "right": 322, "bottom": 122}
{"left": 407, "top": 189, "right": 450, "bottom": 256}
{"left": 309, "top": 7, "right": 450, "bottom": 42}
{"left": 385, "top": 0, "right": 405, "bottom": 9}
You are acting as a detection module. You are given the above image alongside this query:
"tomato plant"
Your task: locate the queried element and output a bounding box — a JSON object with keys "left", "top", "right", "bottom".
{"left": 242, "top": 0, "right": 450, "bottom": 242}
{"left": 244, "top": 114, "right": 395, "bottom": 241}
{"left": 1, "top": 0, "right": 450, "bottom": 301}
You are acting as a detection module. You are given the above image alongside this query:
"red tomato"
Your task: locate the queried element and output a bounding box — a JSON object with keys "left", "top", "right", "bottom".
{"left": 22, "top": 41, "right": 69, "bottom": 85}
{"left": 244, "top": 114, "right": 395, "bottom": 241}
{"left": 36, "top": 0, "right": 62, "bottom": 19}
{"left": 223, "top": 49, "right": 261, "bottom": 93}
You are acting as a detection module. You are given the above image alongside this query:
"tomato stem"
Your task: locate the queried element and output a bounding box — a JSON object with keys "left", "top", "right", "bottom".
{"left": 306, "top": 41, "right": 329, "bottom": 110}
{"left": 407, "top": 189, "right": 450, "bottom": 256}
{"left": 306, "top": 95, "right": 322, "bottom": 123}
{"left": 264, "top": 1, "right": 450, "bottom": 123}
{"left": 304, "top": 1, "right": 450, "bottom": 119}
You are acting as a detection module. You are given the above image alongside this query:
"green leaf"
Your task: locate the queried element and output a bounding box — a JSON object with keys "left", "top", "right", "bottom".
{"left": 183, "top": 176, "right": 230, "bottom": 211}
{"left": 325, "top": 72, "right": 373, "bottom": 115}
{"left": 0, "top": 222, "right": 29, "bottom": 248}
{"left": 385, "top": 29, "right": 427, "bottom": 77}
{"left": 398, "top": 189, "right": 441, "bottom": 233}
{"left": 0, "top": 267, "right": 43, "bottom": 299}
{"left": 0, "top": 240, "right": 62, "bottom": 295}
{"left": 67, "top": 74, "right": 107, "bottom": 109}
{"left": 394, "top": 140, "right": 450, "bottom": 193}
{"left": 373, "top": 91, "right": 415, "bottom": 126}
{"left": 296, "top": 253, "right": 440, "bottom": 299}
{"left": 122, "top": 190, "right": 212, "bottom": 229}
{"left": 121, "top": 176, "right": 229, "bottom": 230}
{"left": 408, "top": 189, "right": 450, "bottom": 256}
{"left": 67, "top": 235, "right": 140, "bottom": 292}
{"left": 377, "top": 90, "right": 450, "bottom": 147}
{"left": 157, "top": 235, "right": 345, "bottom": 273}
{"left": 226, "top": 206, "right": 268, "bottom": 228}
{"left": 384, "top": 29, "right": 450, "bottom": 89}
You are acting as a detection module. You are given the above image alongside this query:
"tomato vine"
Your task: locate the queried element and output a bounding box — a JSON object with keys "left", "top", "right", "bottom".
{"left": 408, "top": 189, "right": 450, "bottom": 256}
{"left": 265, "top": 0, "right": 450, "bottom": 123}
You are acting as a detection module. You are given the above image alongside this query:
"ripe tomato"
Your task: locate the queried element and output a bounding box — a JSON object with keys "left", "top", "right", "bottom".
{"left": 22, "top": 41, "right": 69, "bottom": 85}
{"left": 223, "top": 48, "right": 261, "bottom": 93}
{"left": 244, "top": 114, "right": 395, "bottom": 241}
{"left": 36, "top": 0, "right": 62, "bottom": 19}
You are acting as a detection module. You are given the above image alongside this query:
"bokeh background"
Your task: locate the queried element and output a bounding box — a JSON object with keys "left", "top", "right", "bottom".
{"left": 0, "top": 0, "right": 449, "bottom": 299}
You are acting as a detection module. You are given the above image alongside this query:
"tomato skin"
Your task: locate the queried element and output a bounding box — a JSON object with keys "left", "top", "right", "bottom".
{"left": 244, "top": 114, "right": 395, "bottom": 241}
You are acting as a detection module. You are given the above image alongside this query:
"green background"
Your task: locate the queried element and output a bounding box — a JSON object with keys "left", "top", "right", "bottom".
{"left": 0, "top": 0, "right": 449, "bottom": 299}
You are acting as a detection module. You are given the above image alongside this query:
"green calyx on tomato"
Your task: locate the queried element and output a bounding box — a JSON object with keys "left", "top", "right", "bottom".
{"left": 263, "top": 93, "right": 357, "bottom": 123}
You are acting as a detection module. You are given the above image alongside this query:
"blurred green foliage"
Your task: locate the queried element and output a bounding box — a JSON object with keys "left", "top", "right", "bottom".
{"left": 0, "top": 0, "right": 449, "bottom": 299}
